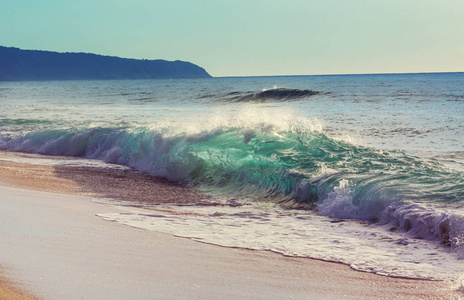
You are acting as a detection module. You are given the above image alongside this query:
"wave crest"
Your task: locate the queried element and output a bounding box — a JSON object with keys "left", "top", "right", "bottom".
{"left": 2, "top": 114, "right": 464, "bottom": 251}
{"left": 224, "top": 88, "right": 325, "bottom": 103}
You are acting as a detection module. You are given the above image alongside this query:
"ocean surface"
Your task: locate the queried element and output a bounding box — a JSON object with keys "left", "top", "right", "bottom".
{"left": 1, "top": 73, "right": 464, "bottom": 282}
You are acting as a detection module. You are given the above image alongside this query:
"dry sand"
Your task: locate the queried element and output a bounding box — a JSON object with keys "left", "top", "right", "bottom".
{"left": 0, "top": 150, "right": 461, "bottom": 299}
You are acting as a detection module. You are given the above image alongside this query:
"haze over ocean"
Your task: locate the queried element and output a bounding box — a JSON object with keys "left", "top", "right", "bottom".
{"left": 1, "top": 1, "right": 463, "bottom": 76}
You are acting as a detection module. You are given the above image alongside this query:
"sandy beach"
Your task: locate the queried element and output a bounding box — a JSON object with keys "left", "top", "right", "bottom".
{"left": 0, "top": 150, "right": 461, "bottom": 299}
{"left": 0, "top": 273, "right": 38, "bottom": 300}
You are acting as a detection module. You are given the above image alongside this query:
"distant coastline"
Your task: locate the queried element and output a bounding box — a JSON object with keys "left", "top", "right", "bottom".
{"left": 0, "top": 46, "right": 212, "bottom": 81}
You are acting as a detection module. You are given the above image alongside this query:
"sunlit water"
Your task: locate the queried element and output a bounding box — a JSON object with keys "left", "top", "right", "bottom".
{"left": 1, "top": 73, "right": 464, "bottom": 281}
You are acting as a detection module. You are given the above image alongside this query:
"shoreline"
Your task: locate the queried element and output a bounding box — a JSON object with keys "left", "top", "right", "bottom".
{"left": 0, "top": 150, "right": 460, "bottom": 299}
{"left": 0, "top": 150, "right": 210, "bottom": 205}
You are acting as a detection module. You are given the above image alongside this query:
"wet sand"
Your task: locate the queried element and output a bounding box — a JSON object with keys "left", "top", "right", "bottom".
{"left": 0, "top": 272, "right": 38, "bottom": 300}
{"left": 0, "top": 150, "right": 209, "bottom": 204}
{"left": 0, "top": 150, "right": 460, "bottom": 299}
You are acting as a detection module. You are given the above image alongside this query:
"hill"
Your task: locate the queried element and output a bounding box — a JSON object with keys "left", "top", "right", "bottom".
{"left": 0, "top": 46, "right": 212, "bottom": 81}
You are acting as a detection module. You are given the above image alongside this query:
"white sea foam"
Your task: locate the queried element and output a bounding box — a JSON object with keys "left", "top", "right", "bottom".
{"left": 317, "top": 179, "right": 357, "bottom": 219}
{"left": 96, "top": 200, "right": 464, "bottom": 282}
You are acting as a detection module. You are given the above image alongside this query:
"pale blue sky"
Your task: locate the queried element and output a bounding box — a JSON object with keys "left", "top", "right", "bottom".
{"left": 2, "top": 0, "right": 463, "bottom": 77}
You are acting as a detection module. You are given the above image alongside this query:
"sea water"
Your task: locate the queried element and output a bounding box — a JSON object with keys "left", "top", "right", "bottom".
{"left": 1, "top": 73, "right": 464, "bottom": 281}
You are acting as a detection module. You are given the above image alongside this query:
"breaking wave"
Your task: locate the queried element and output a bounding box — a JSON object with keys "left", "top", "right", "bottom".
{"left": 1, "top": 115, "right": 464, "bottom": 249}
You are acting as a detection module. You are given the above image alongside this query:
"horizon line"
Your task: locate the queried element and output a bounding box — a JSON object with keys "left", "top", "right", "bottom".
{"left": 214, "top": 70, "right": 464, "bottom": 79}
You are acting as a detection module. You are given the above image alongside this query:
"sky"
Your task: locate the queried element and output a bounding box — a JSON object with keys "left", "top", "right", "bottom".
{"left": 1, "top": 0, "right": 464, "bottom": 77}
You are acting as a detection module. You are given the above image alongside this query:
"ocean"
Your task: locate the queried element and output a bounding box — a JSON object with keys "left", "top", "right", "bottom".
{"left": 1, "top": 73, "right": 464, "bottom": 281}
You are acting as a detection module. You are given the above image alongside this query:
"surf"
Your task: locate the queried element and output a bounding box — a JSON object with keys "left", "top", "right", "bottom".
{"left": 2, "top": 111, "right": 464, "bottom": 252}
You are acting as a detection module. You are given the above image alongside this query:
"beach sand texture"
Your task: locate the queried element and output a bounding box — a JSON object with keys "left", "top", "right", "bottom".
{"left": 0, "top": 151, "right": 461, "bottom": 299}
{"left": 0, "top": 273, "right": 38, "bottom": 300}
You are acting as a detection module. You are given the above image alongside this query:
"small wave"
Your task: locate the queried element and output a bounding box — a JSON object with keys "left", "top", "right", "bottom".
{"left": 379, "top": 203, "right": 464, "bottom": 256}
{"left": 0, "top": 118, "right": 54, "bottom": 126}
{"left": 317, "top": 179, "right": 464, "bottom": 256}
{"left": 223, "top": 88, "right": 325, "bottom": 103}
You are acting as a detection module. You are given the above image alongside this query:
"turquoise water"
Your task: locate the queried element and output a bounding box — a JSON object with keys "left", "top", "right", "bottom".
{"left": 1, "top": 73, "right": 464, "bottom": 280}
